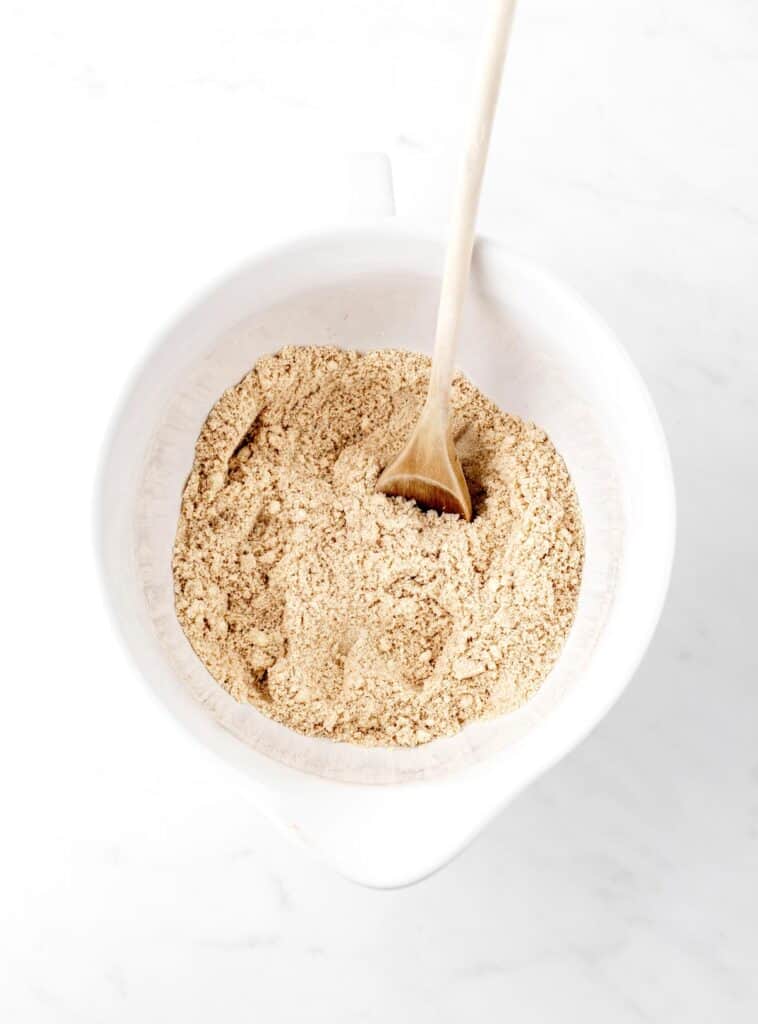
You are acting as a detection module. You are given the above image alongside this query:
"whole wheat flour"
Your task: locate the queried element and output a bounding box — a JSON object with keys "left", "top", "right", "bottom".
{"left": 172, "top": 346, "right": 584, "bottom": 747}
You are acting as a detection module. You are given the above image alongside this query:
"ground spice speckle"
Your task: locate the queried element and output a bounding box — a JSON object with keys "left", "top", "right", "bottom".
{"left": 172, "top": 346, "right": 584, "bottom": 747}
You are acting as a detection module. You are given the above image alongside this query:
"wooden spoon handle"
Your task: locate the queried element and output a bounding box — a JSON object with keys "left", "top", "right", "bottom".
{"left": 429, "top": 0, "right": 518, "bottom": 412}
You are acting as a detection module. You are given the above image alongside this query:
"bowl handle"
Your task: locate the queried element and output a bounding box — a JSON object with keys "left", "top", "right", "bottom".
{"left": 345, "top": 152, "right": 396, "bottom": 221}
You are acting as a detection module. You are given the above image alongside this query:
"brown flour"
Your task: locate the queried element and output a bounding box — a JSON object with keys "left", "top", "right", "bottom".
{"left": 172, "top": 346, "right": 584, "bottom": 747}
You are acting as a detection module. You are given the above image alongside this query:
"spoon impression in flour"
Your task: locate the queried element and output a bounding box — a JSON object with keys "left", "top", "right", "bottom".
{"left": 376, "top": 0, "right": 518, "bottom": 521}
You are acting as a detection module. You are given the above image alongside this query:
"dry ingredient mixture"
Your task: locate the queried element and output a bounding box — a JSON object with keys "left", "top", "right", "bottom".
{"left": 173, "top": 346, "right": 584, "bottom": 747}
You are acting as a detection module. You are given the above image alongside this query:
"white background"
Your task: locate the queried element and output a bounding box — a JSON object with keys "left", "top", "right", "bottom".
{"left": 2, "top": 0, "right": 756, "bottom": 1020}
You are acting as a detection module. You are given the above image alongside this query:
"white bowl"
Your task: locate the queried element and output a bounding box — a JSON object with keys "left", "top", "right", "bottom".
{"left": 96, "top": 215, "right": 675, "bottom": 887}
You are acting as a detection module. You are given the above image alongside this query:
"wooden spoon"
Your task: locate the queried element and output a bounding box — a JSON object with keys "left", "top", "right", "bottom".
{"left": 376, "top": 0, "right": 518, "bottom": 520}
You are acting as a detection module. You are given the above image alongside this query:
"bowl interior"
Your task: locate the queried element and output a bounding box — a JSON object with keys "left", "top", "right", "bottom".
{"left": 100, "top": 228, "right": 672, "bottom": 785}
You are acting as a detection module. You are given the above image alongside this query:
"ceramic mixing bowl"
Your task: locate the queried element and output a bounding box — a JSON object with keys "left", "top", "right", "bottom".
{"left": 96, "top": 163, "right": 675, "bottom": 886}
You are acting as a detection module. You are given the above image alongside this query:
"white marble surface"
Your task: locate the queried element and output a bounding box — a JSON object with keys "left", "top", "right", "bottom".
{"left": 1, "top": 0, "right": 757, "bottom": 1020}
